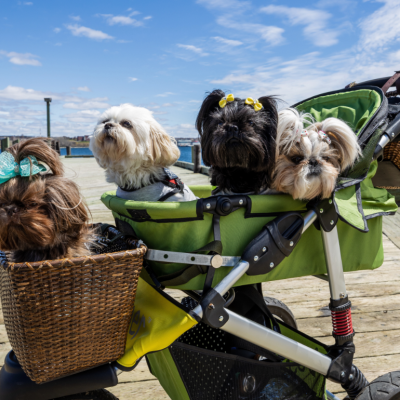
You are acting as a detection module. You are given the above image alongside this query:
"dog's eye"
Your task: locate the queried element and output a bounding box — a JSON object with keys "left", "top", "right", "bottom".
{"left": 322, "top": 156, "right": 330, "bottom": 162}
{"left": 249, "top": 120, "right": 254, "bottom": 126}
{"left": 122, "top": 121, "right": 132, "bottom": 128}
{"left": 291, "top": 156, "right": 304, "bottom": 164}
{"left": 102, "top": 120, "right": 109, "bottom": 124}
{"left": 218, "top": 122, "right": 224, "bottom": 127}
{"left": 29, "top": 202, "right": 38, "bottom": 208}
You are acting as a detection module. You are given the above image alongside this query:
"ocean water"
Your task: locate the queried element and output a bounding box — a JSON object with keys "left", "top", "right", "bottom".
{"left": 60, "top": 146, "right": 204, "bottom": 164}
{"left": 1, "top": 145, "right": 203, "bottom": 164}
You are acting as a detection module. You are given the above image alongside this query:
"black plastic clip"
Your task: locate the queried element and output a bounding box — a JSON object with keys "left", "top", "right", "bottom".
{"left": 307, "top": 197, "right": 338, "bottom": 232}
{"left": 326, "top": 342, "right": 355, "bottom": 384}
{"left": 200, "top": 288, "right": 229, "bottom": 329}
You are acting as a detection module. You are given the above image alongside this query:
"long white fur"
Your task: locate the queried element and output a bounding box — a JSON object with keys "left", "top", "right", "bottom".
{"left": 308, "top": 118, "right": 362, "bottom": 170}
{"left": 90, "top": 104, "right": 180, "bottom": 189}
{"left": 276, "top": 108, "right": 314, "bottom": 157}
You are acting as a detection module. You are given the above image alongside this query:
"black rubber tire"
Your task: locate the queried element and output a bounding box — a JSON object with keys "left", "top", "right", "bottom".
{"left": 355, "top": 372, "right": 400, "bottom": 400}
{"left": 51, "top": 389, "right": 119, "bottom": 400}
{"left": 264, "top": 296, "right": 298, "bottom": 329}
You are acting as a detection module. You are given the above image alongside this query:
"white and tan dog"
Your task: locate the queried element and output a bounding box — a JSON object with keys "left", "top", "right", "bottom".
{"left": 90, "top": 104, "right": 196, "bottom": 202}
{"left": 272, "top": 108, "right": 361, "bottom": 200}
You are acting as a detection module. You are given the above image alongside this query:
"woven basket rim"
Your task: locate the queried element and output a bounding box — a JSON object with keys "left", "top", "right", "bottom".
{"left": 0, "top": 245, "right": 147, "bottom": 271}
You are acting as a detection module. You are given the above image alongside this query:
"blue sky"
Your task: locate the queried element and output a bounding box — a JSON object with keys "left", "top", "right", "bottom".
{"left": 1, "top": 0, "right": 400, "bottom": 138}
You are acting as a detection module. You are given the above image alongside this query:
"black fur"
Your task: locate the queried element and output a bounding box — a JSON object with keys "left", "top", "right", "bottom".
{"left": 196, "top": 90, "right": 278, "bottom": 193}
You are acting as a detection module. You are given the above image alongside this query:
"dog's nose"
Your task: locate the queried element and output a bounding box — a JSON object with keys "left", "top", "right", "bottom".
{"left": 227, "top": 125, "right": 239, "bottom": 134}
{"left": 309, "top": 158, "right": 318, "bottom": 167}
{"left": 105, "top": 123, "right": 113, "bottom": 130}
{"left": 5, "top": 205, "right": 19, "bottom": 217}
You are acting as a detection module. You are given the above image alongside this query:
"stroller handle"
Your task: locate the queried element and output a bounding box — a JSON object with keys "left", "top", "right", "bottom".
{"left": 373, "top": 112, "right": 400, "bottom": 160}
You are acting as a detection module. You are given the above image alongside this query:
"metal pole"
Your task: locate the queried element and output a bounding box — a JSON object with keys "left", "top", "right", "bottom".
{"left": 44, "top": 98, "right": 52, "bottom": 138}
{"left": 321, "top": 227, "right": 347, "bottom": 300}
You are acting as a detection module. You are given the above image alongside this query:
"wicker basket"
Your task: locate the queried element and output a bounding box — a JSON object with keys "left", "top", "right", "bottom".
{"left": 0, "top": 243, "right": 146, "bottom": 384}
{"left": 382, "top": 141, "right": 400, "bottom": 188}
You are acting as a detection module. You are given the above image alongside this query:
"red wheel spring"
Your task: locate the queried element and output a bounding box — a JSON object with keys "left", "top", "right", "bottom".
{"left": 331, "top": 308, "right": 353, "bottom": 336}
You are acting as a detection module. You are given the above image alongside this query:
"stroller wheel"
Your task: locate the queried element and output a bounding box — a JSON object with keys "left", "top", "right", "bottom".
{"left": 50, "top": 389, "right": 119, "bottom": 400}
{"left": 264, "top": 297, "right": 297, "bottom": 329}
{"left": 354, "top": 371, "right": 400, "bottom": 399}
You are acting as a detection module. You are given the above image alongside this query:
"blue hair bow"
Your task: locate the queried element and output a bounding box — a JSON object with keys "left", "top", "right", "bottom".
{"left": 0, "top": 151, "right": 46, "bottom": 185}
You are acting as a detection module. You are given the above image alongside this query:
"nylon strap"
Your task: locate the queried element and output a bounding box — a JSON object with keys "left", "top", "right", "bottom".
{"left": 382, "top": 71, "right": 400, "bottom": 95}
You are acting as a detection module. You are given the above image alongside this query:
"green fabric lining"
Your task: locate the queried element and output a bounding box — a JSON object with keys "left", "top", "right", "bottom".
{"left": 295, "top": 89, "right": 381, "bottom": 134}
{"left": 102, "top": 178, "right": 391, "bottom": 290}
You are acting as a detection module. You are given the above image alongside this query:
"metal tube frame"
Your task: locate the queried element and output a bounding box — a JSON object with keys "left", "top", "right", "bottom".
{"left": 191, "top": 209, "right": 344, "bottom": 379}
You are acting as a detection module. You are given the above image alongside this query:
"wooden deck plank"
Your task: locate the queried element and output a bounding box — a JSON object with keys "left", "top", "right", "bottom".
{"left": 0, "top": 158, "right": 398, "bottom": 400}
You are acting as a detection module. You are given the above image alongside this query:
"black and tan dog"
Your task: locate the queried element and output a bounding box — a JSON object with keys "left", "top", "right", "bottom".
{"left": 196, "top": 90, "right": 278, "bottom": 194}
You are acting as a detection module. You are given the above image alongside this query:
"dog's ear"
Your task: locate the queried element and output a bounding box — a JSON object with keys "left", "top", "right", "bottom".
{"left": 8, "top": 138, "right": 64, "bottom": 176}
{"left": 196, "top": 89, "right": 226, "bottom": 136}
{"left": 318, "top": 118, "right": 361, "bottom": 170}
{"left": 258, "top": 96, "right": 278, "bottom": 130}
{"left": 149, "top": 121, "right": 180, "bottom": 167}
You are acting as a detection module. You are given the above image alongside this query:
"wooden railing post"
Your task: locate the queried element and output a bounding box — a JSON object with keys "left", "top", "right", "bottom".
{"left": 192, "top": 144, "right": 201, "bottom": 173}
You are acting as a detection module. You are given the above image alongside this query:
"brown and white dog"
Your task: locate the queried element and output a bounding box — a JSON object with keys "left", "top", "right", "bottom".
{"left": 272, "top": 108, "right": 361, "bottom": 200}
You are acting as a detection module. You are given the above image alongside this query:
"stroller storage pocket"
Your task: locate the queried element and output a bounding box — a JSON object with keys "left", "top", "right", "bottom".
{"left": 148, "top": 320, "right": 327, "bottom": 400}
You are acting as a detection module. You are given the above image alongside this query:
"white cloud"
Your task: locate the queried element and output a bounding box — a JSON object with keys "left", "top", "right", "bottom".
{"left": 359, "top": 0, "right": 400, "bottom": 51}
{"left": 156, "top": 92, "right": 175, "bottom": 97}
{"left": 77, "top": 86, "right": 90, "bottom": 92}
{"left": 144, "top": 16, "right": 152, "bottom": 20}
{"left": 165, "top": 123, "right": 198, "bottom": 138}
{"left": 128, "top": 77, "right": 138, "bottom": 82}
{"left": 0, "top": 106, "right": 44, "bottom": 120}
{"left": 62, "top": 110, "right": 101, "bottom": 123}
{"left": 177, "top": 44, "right": 209, "bottom": 57}
{"left": 54, "top": 27, "right": 61, "bottom": 33}
{"left": 70, "top": 15, "right": 81, "bottom": 21}
{"left": 66, "top": 24, "right": 113, "bottom": 40}
{"left": 260, "top": 5, "right": 339, "bottom": 47}
{"left": 0, "top": 85, "right": 97, "bottom": 103}
{"left": 63, "top": 99, "right": 109, "bottom": 109}
{"left": 101, "top": 14, "right": 143, "bottom": 27}
{"left": 213, "top": 36, "right": 242, "bottom": 46}
{"left": 0, "top": 51, "right": 41, "bottom": 66}
{"left": 217, "top": 16, "right": 284, "bottom": 46}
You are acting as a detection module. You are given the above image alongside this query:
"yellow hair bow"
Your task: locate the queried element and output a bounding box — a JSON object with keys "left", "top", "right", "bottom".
{"left": 219, "top": 93, "right": 235, "bottom": 108}
{"left": 245, "top": 97, "right": 263, "bottom": 111}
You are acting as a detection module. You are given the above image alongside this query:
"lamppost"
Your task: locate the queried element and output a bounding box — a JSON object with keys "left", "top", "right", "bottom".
{"left": 44, "top": 98, "right": 52, "bottom": 138}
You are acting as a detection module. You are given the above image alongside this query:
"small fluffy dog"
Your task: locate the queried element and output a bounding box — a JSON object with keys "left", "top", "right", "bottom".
{"left": 272, "top": 108, "right": 361, "bottom": 200}
{"left": 90, "top": 104, "right": 196, "bottom": 202}
{"left": 196, "top": 90, "right": 278, "bottom": 194}
{"left": 0, "top": 138, "right": 91, "bottom": 263}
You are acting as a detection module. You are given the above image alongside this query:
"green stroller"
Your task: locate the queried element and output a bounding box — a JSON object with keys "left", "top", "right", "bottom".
{"left": 98, "top": 78, "right": 399, "bottom": 400}
{"left": 1, "top": 76, "right": 400, "bottom": 400}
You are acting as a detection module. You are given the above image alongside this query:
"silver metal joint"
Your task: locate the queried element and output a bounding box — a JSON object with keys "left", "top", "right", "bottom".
{"left": 320, "top": 209, "right": 324, "bottom": 214}
{"left": 340, "top": 292, "right": 345, "bottom": 298}
{"left": 206, "top": 203, "right": 211, "bottom": 209}
{"left": 219, "top": 316, "right": 224, "bottom": 322}
{"left": 208, "top": 303, "right": 215, "bottom": 310}
{"left": 254, "top": 255, "right": 259, "bottom": 261}
{"left": 349, "top": 374, "right": 354, "bottom": 381}
{"left": 289, "top": 241, "right": 294, "bottom": 247}
{"left": 210, "top": 254, "right": 223, "bottom": 268}
{"left": 330, "top": 220, "right": 334, "bottom": 225}
{"left": 270, "top": 262, "right": 274, "bottom": 268}
{"left": 340, "top": 371, "right": 346, "bottom": 378}
{"left": 262, "top": 247, "right": 267, "bottom": 252}
{"left": 239, "top": 199, "right": 243, "bottom": 205}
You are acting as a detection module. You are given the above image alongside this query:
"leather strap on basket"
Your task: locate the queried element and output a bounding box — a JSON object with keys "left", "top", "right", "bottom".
{"left": 382, "top": 71, "right": 400, "bottom": 95}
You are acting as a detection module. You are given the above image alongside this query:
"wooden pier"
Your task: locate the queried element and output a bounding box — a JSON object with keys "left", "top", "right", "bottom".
{"left": 0, "top": 157, "right": 399, "bottom": 399}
